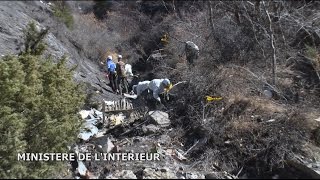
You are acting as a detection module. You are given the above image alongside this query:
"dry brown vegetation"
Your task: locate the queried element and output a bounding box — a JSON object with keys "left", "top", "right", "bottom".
{"left": 56, "top": 0, "right": 320, "bottom": 177}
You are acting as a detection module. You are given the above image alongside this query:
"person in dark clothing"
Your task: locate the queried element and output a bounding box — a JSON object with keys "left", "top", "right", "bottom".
{"left": 106, "top": 55, "right": 119, "bottom": 93}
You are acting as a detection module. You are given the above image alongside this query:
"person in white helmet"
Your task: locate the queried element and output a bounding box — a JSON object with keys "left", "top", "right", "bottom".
{"left": 115, "top": 54, "right": 128, "bottom": 94}
{"left": 148, "top": 78, "right": 171, "bottom": 103}
{"left": 106, "top": 55, "right": 118, "bottom": 92}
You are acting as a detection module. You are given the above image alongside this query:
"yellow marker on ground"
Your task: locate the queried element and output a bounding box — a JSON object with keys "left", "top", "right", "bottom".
{"left": 206, "top": 96, "right": 222, "bottom": 102}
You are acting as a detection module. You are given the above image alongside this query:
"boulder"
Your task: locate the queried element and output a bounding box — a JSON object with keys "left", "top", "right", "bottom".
{"left": 185, "top": 41, "right": 199, "bottom": 66}
{"left": 148, "top": 111, "right": 170, "bottom": 127}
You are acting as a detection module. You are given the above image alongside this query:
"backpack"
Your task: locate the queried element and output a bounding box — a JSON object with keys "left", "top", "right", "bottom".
{"left": 116, "top": 61, "right": 126, "bottom": 77}
{"left": 107, "top": 60, "right": 116, "bottom": 74}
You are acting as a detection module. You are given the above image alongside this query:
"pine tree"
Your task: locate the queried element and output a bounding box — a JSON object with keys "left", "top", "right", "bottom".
{"left": 0, "top": 21, "right": 85, "bottom": 178}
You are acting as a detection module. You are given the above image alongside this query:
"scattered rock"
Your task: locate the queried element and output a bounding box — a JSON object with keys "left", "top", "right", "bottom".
{"left": 158, "top": 134, "right": 171, "bottom": 145}
{"left": 105, "top": 170, "right": 137, "bottom": 179}
{"left": 185, "top": 41, "right": 199, "bottom": 66}
{"left": 185, "top": 172, "right": 205, "bottom": 179}
{"left": 142, "top": 167, "right": 177, "bottom": 179}
{"left": 263, "top": 89, "right": 273, "bottom": 99}
{"left": 205, "top": 172, "right": 219, "bottom": 179}
{"left": 142, "top": 124, "right": 160, "bottom": 134}
{"left": 148, "top": 111, "right": 170, "bottom": 127}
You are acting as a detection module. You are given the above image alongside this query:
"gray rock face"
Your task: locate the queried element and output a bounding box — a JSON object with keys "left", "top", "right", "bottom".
{"left": 0, "top": 1, "right": 120, "bottom": 102}
{"left": 148, "top": 111, "right": 170, "bottom": 127}
{"left": 105, "top": 170, "right": 137, "bottom": 179}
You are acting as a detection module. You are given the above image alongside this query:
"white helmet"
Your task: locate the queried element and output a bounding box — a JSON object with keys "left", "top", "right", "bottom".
{"left": 107, "top": 55, "right": 112, "bottom": 60}
{"left": 118, "top": 55, "right": 122, "bottom": 59}
{"left": 162, "top": 78, "right": 170, "bottom": 87}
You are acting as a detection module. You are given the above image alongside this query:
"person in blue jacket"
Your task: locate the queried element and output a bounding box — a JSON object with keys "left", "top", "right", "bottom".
{"left": 106, "top": 55, "right": 119, "bottom": 93}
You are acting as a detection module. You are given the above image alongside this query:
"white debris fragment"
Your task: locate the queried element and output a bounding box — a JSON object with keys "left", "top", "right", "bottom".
{"left": 79, "top": 110, "right": 90, "bottom": 119}
{"left": 105, "top": 101, "right": 115, "bottom": 106}
{"left": 123, "top": 93, "right": 138, "bottom": 99}
{"left": 266, "top": 119, "right": 275, "bottom": 122}
{"left": 93, "top": 109, "right": 103, "bottom": 119}
{"left": 78, "top": 161, "right": 87, "bottom": 177}
{"left": 78, "top": 122, "right": 99, "bottom": 141}
{"left": 175, "top": 149, "right": 187, "bottom": 161}
{"left": 106, "top": 138, "right": 115, "bottom": 153}
{"left": 315, "top": 117, "right": 320, "bottom": 122}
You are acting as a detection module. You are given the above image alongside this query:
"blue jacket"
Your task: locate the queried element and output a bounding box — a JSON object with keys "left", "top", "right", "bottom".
{"left": 106, "top": 60, "right": 116, "bottom": 73}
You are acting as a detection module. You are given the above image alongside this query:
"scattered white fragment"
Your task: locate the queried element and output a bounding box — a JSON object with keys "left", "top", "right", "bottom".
{"left": 105, "top": 101, "right": 115, "bottom": 106}
{"left": 93, "top": 109, "right": 103, "bottom": 118}
{"left": 78, "top": 123, "right": 99, "bottom": 141}
{"left": 123, "top": 93, "right": 138, "bottom": 99}
{"left": 106, "top": 138, "right": 115, "bottom": 153}
{"left": 266, "top": 119, "right": 275, "bottom": 122}
{"left": 175, "top": 150, "right": 187, "bottom": 161}
{"left": 315, "top": 117, "right": 320, "bottom": 122}
{"left": 79, "top": 110, "right": 90, "bottom": 119}
{"left": 40, "top": 0, "right": 43, "bottom": 4}
{"left": 78, "top": 161, "right": 87, "bottom": 176}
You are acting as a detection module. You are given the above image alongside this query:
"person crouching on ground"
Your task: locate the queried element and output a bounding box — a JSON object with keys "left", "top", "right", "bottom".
{"left": 149, "top": 78, "right": 171, "bottom": 104}
{"left": 132, "top": 78, "right": 172, "bottom": 103}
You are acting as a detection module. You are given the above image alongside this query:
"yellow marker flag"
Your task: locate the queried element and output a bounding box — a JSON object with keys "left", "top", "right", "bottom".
{"left": 206, "top": 96, "right": 222, "bottom": 102}
{"left": 164, "top": 83, "right": 173, "bottom": 93}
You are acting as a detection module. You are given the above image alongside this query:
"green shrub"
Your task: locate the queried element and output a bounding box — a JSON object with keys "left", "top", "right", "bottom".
{"left": 0, "top": 22, "right": 84, "bottom": 178}
{"left": 53, "top": 2, "right": 74, "bottom": 29}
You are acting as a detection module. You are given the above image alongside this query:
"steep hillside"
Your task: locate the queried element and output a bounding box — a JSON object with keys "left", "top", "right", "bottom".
{"left": 1, "top": 0, "right": 320, "bottom": 179}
